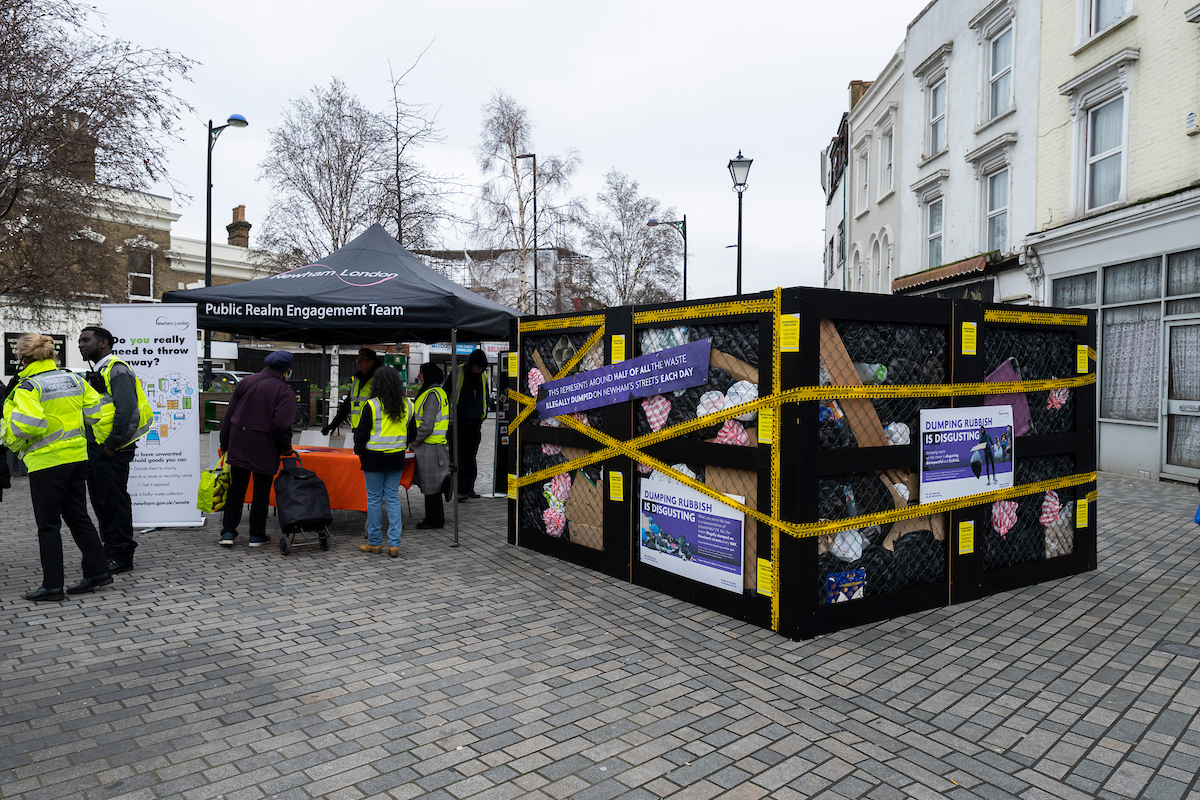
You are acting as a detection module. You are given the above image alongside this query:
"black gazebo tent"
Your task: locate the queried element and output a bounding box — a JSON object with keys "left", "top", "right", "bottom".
{"left": 163, "top": 224, "right": 520, "bottom": 546}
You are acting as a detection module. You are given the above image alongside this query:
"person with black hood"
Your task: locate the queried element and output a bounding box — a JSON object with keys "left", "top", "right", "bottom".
{"left": 322, "top": 347, "right": 382, "bottom": 436}
{"left": 412, "top": 362, "right": 449, "bottom": 529}
{"left": 445, "top": 348, "right": 489, "bottom": 500}
{"left": 218, "top": 350, "right": 296, "bottom": 548}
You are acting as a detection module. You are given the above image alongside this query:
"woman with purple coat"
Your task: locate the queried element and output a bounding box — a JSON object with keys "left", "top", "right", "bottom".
{"left": 218, "top": 351, "right": 296, "bottom": 547}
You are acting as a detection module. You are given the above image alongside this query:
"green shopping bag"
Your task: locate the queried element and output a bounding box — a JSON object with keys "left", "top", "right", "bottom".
{"left": 197, "top": 452, "right": 231, "bottom": 513}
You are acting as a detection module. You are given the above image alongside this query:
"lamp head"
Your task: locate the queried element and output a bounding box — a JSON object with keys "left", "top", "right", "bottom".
{"left": 226, "top": 114, "right": 249, "bottom": 128}
{"left": 516, "top": 153, "right": 535, "bottom": 159}
{"left": 646, "top": 218, "right": 660, "bottom": 227}
{"left": 728, "top": 150, "right": 753, "bottom": 191}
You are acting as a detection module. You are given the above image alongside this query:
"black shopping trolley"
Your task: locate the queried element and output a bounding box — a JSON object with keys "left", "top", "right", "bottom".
{"left": 274, "top": 454, "right": 333, "bottom": 554}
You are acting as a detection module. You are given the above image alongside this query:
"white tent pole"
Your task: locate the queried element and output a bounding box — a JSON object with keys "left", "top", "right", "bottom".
{"left": 451, "top": 328, "right": 460, "bottom": 548}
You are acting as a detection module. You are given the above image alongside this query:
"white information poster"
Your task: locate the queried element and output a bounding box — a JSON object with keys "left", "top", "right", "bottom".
{"left": 101, "top": 303, "right": 203, "bottom": 526}
{"left": 639, "top": 477, "right": 744, "bottom": 594}
{"left": 919, "top": 405, "right": 1015, "bottom": 503}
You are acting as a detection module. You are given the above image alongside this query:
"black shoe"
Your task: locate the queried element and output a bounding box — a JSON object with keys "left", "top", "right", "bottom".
{"left": 219, "top": 531, "right": 237, "bottom": 546}
{"left": 66, "top": 574, "right": 113, "bottom": 594}
{"left": 468, "top": 492, "right": 482, "bottom": 499}
{"left": 458, "top": 496, "right": 469, "bottom": 503}
{"left": 248, "top": 535, "right": 271, "bottom": 548}
{"left": 416, "top": 520, "right": 444, "bottom": 530}
{"left": 107, "top": 560, "right": 133, "bottom": 574}
{"left": 25, "top": 586, "right": 64, "bottom": 602}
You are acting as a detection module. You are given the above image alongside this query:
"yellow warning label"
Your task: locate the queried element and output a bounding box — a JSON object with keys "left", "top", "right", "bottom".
{"left": 1076, "top": 498, "right": 1088, "bottom": 528}
{"left": 609, "top": 470, "right": 624, "bottom": 501}
{"left": 507, "top": 473, "right": 517, "bottom": 500}
{"left": 611, "top": 334, "right": 625, "bottom": 364}
{"left": 757, "top": 558, "right": 774, "bottom": 596}
{"left": 507, "top": 352, "right": 518, "bottom": 375}
{"left": 1077, "top": 345, "right": 1088, "bottom": 374}
{"left": 758, "top": 407, "right": 774, "bottom": 444}
{"left": 779, "top": 314, "right": 799, "bottom": 352}
{"left": 962, "top": 322, "right": 977, "bottom": 356}
{"left": 959, "top": 520, "right": 975, "bottom": 555}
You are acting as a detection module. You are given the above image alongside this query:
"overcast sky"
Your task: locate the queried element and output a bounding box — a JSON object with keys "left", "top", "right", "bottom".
{"left": 96, "top": 0, "right": 926, "bottom": 300}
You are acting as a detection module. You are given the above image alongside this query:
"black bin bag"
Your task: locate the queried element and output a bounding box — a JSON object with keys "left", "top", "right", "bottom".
{"left": 274, "top": 455, "right": 334, "bottom": 532}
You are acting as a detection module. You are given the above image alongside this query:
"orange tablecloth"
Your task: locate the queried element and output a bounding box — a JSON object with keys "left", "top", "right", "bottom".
{"left": 241, "top": 447, "right": 414, "bottom": 513}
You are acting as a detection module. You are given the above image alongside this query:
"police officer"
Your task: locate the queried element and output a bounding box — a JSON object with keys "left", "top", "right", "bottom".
{"left": 323, "top": 347, "right": 381, "bottom": 436}
{"left": 4, "top": 334, "right": 110, "bottom": 601}
{"left": 78, "top": 326, "right": 153, "bottom": 573}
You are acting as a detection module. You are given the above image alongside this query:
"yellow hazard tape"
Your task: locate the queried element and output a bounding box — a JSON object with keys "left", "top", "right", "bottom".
{"left": 634, "top": 297, "right": 775, "bottom": 325}
{"left": 1086, "top": 490, "right": 1096, "bottom": 503}
{"left": 770, "top": 292, "right": 782, "bottom": 630}
{"left": 984, "top": 309, "right": 1088, "bottom": 327}
{"left": 554, "top": 326, "right": 604, "bottom": 381}
{"left": 1088, "top": 347, "right": 1097, "bottom": 361}
{"left": 519, "top": 314, "right": 605, "bottom": 332}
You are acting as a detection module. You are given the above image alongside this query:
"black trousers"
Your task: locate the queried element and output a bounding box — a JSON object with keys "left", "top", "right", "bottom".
{"left": 222, "top": 466, "right": 273, "bottom": 537}
{"left": 423, "top": 492, "right": 444, "bottom": 527}
{"left": 30, "top": 461, "right": 107, "bottom": 590}
{"left": 455, "top": 418, "right": 484, "bottom": 495}
{"left": 87, "top": 444, "right": 137, "bottom": 565}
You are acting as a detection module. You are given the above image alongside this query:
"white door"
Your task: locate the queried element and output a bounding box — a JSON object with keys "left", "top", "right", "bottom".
{"left": 1162, "top": 320, "right": 1200, "bottom": 479}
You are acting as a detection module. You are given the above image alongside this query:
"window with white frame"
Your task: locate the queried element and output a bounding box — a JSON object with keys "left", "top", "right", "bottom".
{"left": 928, "top": 79, "right": 947, "bottom": 156}
{"left": 858, "top": 151, "right": 870, "bottom": 212}
{"left": 1059, "top": 49, "right": 1137, "bottom": 218}
{"left": 128, "top": 251, "right": 153, "bottom": 301}
{"left": 988, "top": 26, "right": 1013, "bottom": 120}
{"left": 986, "top": 169, "right": 1009, "bottom": 252}
{"left": 927, "top": 199, "right": 944, "bottom": 269}
{"left": 880, "top": 131, "right": 894, "bottom": 194}
{"left": 1089, "top": 0, "right": 1127, "bottom": 36}
{"left": 1087, "top": 96, "right": 1124, "bottom": 210}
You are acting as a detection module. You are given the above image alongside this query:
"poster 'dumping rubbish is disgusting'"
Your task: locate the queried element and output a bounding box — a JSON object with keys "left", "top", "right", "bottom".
{"left": 639, "top": 477, "right": 744, "bottom": 594}
{"left": 919, "top": 405, "right": 1014, "bottom": 503}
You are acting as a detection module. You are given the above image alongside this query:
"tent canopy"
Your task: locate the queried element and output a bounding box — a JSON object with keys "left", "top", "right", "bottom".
{"left": 162, "top": 224, "right": 519, "bottom": 344}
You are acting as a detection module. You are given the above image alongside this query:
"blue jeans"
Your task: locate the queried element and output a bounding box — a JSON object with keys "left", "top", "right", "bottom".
{"left": 365, "top": 469, "right": 404, "bottom": 547}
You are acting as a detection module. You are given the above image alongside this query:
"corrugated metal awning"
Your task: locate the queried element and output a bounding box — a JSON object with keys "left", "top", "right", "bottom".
{"left": 892, "top": 255, "right": 987, "bottom": 293}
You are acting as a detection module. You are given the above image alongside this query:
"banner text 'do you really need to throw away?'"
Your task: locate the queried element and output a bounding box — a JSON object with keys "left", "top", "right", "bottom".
{"left": 202, "top": 302, "right": 404, "bottom": 321}
{"left": 537, "top": 338, "right": 711, "bottom": 417}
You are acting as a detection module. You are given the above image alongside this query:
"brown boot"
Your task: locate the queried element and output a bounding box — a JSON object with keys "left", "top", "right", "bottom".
{"left": 386, "top": 547, "right": 400, "bottom": 558}
{"left": 360, "top": 544, "right": 382, "bottom": 554}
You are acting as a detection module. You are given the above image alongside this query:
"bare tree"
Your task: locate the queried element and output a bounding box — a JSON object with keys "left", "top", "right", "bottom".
{"left": 576, "top": 170, "right": 682, "bottom": 306}
{"left": 380, "top": 51, "right": 458, "bottom": 250}
{"left": 473, "top": 90, "right": 580, "bottom": 312}
{"left": 0, "top": 0, "right": 194, "bottom": 313}
{"left": 256, "top": 78, "right": 389, "bottom": 267}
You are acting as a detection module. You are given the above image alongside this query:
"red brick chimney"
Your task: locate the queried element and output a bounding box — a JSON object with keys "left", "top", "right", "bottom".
{"left": 226, "top": 205, "right": 251, "bottom": 248}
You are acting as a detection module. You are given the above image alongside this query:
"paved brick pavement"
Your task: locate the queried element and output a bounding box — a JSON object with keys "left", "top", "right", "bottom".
{"left": 2, "top": 472, "right": 1200, "bottom": 799}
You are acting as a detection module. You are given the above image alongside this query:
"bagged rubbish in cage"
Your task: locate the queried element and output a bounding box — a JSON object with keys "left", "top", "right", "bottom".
{"left": 691, "top": 322, "right": 759, "bottom": 366}
{"left": 640, "top": 326, "right": 688, "bottom": 355}
{"left": 891, "top": 529, "right": 945, "bottom": 589}
{"left": 725, "top": 380, "right": 758, "bottom": 421}
{"left": 985, "top": 359, "right": 1032, "bottom": 436}
{"left": 641, "top": 395, "right": 671, "bottom": 431}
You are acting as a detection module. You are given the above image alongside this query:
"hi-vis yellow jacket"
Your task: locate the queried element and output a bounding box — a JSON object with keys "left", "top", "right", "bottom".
{"left": 414, "top": 387, "right": 450, "bottom": 445}
{"left": 3, "top": 359, "right": 103, "bottom": 472}
{"left": 365, "top": 396, "right": 414, "bottom": 452}
{"left": 91, "top": 354, "right": 153, "bottom": 450}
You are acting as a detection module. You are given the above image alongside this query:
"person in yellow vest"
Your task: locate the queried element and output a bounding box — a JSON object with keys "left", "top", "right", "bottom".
{"left": 353, "top": 366, "right": 411, "bottom": 556}
{"left": 322, "top": 347, "right": 381, "bottom": 436}
{"left": 445, "top": 348, "right": 490, "bottom": 501}
{"left": 4, "top": 334, "right": 110, "bottom": 601}
{"left": 412, "top": 361, "right": 449, "bottom": 529}
{"left": 78, "top": 326, "right": 153, "bottom": 573}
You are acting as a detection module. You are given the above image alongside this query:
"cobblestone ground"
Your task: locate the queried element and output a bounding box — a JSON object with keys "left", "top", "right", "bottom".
{"left": 2, "top": 472, "right": 1199, "bottom": 800}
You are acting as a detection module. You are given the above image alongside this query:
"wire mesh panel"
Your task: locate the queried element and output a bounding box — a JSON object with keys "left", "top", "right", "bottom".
{"left": 815, "top": 469, "right": 946, "bottom": 603}
{"left": 521, "top": 331, "right": 606, "bottom": 429}
{"left": 982, "top": 454, "right": 1076, "bottom": 571}
{"left": 819, "top": 320, "right": 949, "bottom": 450}
{"left": 981, "top": 328, "right": 1077, "bottom": 436}
{"left": 633, "top": 322, "right": 762, "bottom": 446}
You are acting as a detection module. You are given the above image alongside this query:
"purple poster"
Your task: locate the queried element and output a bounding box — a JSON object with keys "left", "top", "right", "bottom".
{"left": 537, "top": 338, "right": 711, "bottom": 417}
{"left": 639, "top": 477, "right": 744, "bottom": 594}
{"left": 919, "top": 405, "right": 1015, "bottom": 502}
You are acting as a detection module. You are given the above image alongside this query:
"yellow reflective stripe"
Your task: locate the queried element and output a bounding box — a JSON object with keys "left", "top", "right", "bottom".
{"left": 983, "top": 309, "right": 1088, "bottom": 326}
{"left": 24, "top": 427, "right": 84, "bottom": 452}
{"left": 520, "top": 314, "right": 604, "bottom": 332}
{"left": 633, "top": 297, "right": 775, "bottom": 325}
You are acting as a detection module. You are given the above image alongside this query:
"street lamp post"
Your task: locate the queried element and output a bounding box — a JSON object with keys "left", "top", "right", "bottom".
{"left": 646, "top": 216, "right": 687, "bottom": 300}
{"left": 727, "top": 151, "right": 752, "bottom": 296}
{"left": 204, "top": 113, "right": 248, "bottom": 390}
{"left": 516, "top": 153, "right": 537, "bottom": 314}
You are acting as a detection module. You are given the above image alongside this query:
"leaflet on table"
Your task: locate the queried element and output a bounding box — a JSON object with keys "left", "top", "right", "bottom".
{"left": 919, "top": 405, "right": 1014, "bottom": 503}
{"left": 639, "top": 477, "right": 744, "bottom": 594}
{"left": 102, "top": 303, "right": 203, "bottom": 526}
{"left": 536, "top": 338, "right": 711, "bottom": 417}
